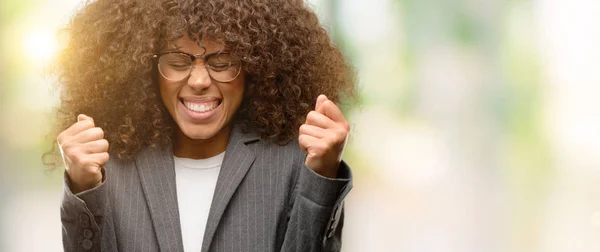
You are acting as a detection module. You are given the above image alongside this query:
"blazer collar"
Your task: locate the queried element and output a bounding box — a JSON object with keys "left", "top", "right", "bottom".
{"left": 135, "top": 124, "right": 259, "bottom": 252}
{"left": 201, "top": 124, "right": 258, "bottom": 251}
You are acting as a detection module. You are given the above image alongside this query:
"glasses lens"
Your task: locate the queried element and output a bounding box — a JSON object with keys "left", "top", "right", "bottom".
{"left": 207, "top": 53, "right": 241, "bottom": 82}
{"left": 158, "top": 53, "right": 192, "bottom": 81}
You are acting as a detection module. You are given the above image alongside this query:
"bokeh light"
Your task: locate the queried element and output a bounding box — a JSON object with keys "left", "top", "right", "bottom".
{"left": 23, "top": 29, "right": 58, "bottom": 65}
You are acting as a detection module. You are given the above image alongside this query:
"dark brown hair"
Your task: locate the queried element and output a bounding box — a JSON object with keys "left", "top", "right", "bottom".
{"left": 43, "top": 0, "right": 356, "bottom": 167}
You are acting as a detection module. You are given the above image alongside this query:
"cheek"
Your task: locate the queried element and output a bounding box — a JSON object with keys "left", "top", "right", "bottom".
{"left": 219, "top": 83, "right": 245, "bottom": 117}
{"left": 230, "top": 77, "right": 246, "bottom": 102}
{"left": 158, "top": 80, "right": 179, "bottom": 108}
{"left": 228, "top": 87, "right": 244, "bottom": 109}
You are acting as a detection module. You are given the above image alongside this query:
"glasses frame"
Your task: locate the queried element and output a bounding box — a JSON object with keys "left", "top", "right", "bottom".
{"left": 152, "top": 50, "right": 242, "bottom": 83}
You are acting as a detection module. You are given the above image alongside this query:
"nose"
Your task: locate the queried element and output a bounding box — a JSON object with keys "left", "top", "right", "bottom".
{"left": 187, "top": 63, "right": 212, "bottom": 90}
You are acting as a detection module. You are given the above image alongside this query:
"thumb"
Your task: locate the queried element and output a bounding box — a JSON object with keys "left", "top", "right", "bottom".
{"left": 77, "top": 114, "right": 94, "bottom": 124}
{"left": 315, "top": 94, "right": 328, "bottom": 113}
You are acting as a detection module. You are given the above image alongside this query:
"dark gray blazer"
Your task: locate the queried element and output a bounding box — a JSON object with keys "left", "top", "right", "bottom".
{"left": 60, "top": 124, "right": 352, "bottom": 252}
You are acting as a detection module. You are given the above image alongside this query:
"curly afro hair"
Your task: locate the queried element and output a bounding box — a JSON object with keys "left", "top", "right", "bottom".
{"left": 43, "top": 0, "right": 356, "bottom": 167}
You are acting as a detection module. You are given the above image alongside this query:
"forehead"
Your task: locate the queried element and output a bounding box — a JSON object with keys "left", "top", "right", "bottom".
{"left": 166, "top": 35, "right": 226, "bottom": 54}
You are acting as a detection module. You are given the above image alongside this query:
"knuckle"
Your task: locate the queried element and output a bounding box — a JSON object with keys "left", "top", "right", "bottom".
{"left": 298, "top": 134, "right": 308, "bottom": 142}
{"left": 62, "top": 143, "right": 75, "bottom": 154}
{"left": 61, "top": 140, "right": 78, "bottom": 150}
{"left": 94, "top": 127, "right": 104, "bottom": 135}
{"left": 80, "top": 120, "right": 94, "bottom": 129}
{"left": 89, "top": 127, "right": 104, "bottom": 139}
{"left": 335, "top": 129, "right": 347, "bottom": 141}
{"left": 101, "top": 140, "right": 110, "bottom": 151}
{"left": 299, "top": 124, "right": 308, "bottom": 133}
{"left": 342, "top": 122, "right": 350, "bottom": 132}
{"left": 98, "top": 153, "right": 109, "bottom": 164}
{"left": 57, "top": 131, "right": 71, "bottom": 144}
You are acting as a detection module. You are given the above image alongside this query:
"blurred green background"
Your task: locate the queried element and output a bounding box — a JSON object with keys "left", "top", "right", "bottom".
{"left": 2, "top": 0, "right": 600, "bottom": 251}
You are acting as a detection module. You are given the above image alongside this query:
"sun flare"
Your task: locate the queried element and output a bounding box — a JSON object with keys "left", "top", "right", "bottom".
{"left": 22, "top": 29, "right": 58, "bottom": 66}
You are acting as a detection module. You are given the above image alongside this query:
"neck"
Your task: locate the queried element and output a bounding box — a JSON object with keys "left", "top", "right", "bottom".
{"left": 173, "top": 125, "right": 232, "bottom": 159}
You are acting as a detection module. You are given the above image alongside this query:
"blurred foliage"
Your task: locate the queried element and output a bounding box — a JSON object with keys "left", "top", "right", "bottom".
{"left": 1, "top": 0, "right": 584, "bottom": 251}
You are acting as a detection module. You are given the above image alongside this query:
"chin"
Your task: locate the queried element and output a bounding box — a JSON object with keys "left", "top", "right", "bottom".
{"left": 179, "top": 123, "right": 219, "bottom": 140}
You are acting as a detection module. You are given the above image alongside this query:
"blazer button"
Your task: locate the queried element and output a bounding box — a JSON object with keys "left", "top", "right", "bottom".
{"left": 79, "top": 214, "right": 90, "bottom": 228}
{"left": 326, "top": 226, "right": 335, "bottom": 238}
{"left": 81, "top": 239, "right": 93, "bottom": 250}
{"left": 326, "top": 204, "right": 342, "bottom": 238}
{"left": 84, "top": 228, "right": 94, "bottom": 239}
{"left": 325, "top": 218, "right": 335, "bottom": 238}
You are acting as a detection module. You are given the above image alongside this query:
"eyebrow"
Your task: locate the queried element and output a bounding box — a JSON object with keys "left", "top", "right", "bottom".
{"left": 160, "top": 47, "right": 230, "bottom": 56}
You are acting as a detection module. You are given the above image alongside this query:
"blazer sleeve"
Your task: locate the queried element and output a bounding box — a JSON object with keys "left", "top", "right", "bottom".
{"left": 60, "top": 168, "right": 107, "bottom": 252}
{"left": 281, "top": 159, "right": 353, "bottom": 252}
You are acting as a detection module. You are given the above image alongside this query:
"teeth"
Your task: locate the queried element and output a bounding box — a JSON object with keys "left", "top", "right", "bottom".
{"left": 183, "top": 100, "right": 219, "bottom": 113}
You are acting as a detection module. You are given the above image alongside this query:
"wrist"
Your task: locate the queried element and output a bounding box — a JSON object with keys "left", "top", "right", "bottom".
{"left": 314, "top": 163, "right": 340, "bottom": 178}
{"left": 67, "top": 174, "right": 102, "bottom": 194}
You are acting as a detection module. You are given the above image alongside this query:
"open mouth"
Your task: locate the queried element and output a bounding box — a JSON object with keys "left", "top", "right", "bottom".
{"left": 180, "top": 99, "right": 222, "bottom": 113}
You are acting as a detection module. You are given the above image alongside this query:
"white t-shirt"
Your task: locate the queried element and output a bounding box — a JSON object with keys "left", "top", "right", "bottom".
{"left": 174, "top": 151, "right": 225, "bottom": 252}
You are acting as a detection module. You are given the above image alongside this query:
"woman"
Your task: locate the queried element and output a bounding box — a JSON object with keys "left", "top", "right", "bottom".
{"left": 44, "top": 0, "right": 356, "bottom": 251}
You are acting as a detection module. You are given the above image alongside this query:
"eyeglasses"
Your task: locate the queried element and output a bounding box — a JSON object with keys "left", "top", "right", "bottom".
{"left": 153, "top": 51, "right": 242, "bottom": 83}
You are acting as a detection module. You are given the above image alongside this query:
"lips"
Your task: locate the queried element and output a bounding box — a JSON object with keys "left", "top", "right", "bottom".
{"left": 178, "top": 97, "right": 222, "bottom": 122}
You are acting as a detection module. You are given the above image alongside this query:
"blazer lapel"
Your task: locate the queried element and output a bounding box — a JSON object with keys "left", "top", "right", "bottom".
{"left": 136, "top": 145, "right": 184, "bottom": 252}
{"left": 201, "top": 124, "right": 259, "bottom": 252}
